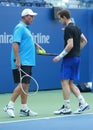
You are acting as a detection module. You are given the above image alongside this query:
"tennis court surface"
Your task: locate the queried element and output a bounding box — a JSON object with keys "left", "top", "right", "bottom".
{"left": 0, "top": 90, "right": 93, "bottom": 130}
{"left": 0, "top": 114, "right": 93, "bottom": 130}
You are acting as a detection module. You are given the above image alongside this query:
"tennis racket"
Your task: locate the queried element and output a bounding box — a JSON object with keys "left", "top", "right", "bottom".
{"left": 19, "top": 68, "right": 39, "bottom": 96}
{"left": 37, "top": 53, "right": 58, "bottom": 56}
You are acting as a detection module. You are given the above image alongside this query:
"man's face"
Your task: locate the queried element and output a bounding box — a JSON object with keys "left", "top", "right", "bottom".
{"left": 58, "top": 15, "right": 66, "bottom": 25}
{"left": 23, "top": 15, "right": 34, "bottom": 25}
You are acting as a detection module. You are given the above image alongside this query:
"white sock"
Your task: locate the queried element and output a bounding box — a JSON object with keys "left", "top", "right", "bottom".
{"left": 8, "top": 101, "right": 14, "bottom": 107}
{"left": 21, "top": 104, "right": 28, "bottom": 110}
{"left": 78, "top": 95, "right": 86, "bottom": 105}
{"left": 64, "top": 100, "right": 70, "bottom": 108}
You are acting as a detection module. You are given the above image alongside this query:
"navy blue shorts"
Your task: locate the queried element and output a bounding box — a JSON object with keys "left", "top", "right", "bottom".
{"left": 60, "top": 57, "right": 80, "bottom": 81}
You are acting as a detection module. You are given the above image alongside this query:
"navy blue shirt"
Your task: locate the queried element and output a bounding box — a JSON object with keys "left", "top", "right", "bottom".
{"left": 64, "top": 23, "right": 82, "bottom": 59}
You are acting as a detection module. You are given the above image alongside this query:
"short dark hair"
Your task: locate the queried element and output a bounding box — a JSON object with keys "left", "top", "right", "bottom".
{"left": 57, "top": 9, "right": 71, "bottom": 19}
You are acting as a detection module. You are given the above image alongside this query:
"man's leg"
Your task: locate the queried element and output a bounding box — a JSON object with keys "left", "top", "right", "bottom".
{"left": 69, "top": 80, "right": 90, "bottom": 113}
{"left": 20, "top": 83, "right": 29, "bottom": 104}
{"left": 11, "top": 83, "right": 21, "bottom": 102}
{"left": 69, "top": 80, "right": 85, "bottom": 101}
{"left": 20, "top": 83, "right": 29, "bottom": 111}
{"left": 4, "top": 83, "right": 21, "bottom": 118}
{"left": 54, "top": 79, "right": 72, "bottom": 115}
{"left": 62, "top": 80, "right": 70, "bottom": 100}
{"left": 19, "top": 83, "right": 38, "bottom": 117}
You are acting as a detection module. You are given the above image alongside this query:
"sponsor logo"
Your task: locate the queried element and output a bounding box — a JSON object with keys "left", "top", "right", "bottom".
{"left": 0, "top": 32, "right": 50, "bottom": 44}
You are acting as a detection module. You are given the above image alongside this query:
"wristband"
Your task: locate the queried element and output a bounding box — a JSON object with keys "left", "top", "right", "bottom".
{"left": 59, "top": 50, "right": 68, "bottom": 58}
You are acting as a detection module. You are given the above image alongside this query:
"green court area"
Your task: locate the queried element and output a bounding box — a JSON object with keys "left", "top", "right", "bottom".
{"left": 0, "top": 90, "right": 93, "bottom": 122}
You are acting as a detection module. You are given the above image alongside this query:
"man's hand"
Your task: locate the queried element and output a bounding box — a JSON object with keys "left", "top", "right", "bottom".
{"left": 53, "top": 56, "right": 61, "bottom": 62}
{"left": 15, "top": 58, "right": 20, "bottom": 69}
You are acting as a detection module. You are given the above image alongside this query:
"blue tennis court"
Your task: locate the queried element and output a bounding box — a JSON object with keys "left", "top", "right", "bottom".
{"left": 0, "top": 114, "right": 93, "bottom": 130}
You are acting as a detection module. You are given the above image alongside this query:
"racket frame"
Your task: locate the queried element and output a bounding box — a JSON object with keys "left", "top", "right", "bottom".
{"left": 19, "top": 68, "right": 39, "bottom": 96}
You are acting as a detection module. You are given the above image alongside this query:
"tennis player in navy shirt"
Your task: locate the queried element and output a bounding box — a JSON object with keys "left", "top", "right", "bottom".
{"left": 53, "top": 9, "right": 90, "bottom": 115}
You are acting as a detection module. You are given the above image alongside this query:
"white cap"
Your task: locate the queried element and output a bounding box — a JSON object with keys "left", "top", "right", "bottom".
{"left": 21, "top": 8, "right": 37, "bottom": 17}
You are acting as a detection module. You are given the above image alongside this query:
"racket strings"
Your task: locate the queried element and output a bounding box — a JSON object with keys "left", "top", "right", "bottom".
{"left": 19, "top": 68, "right": 39, "bottom": 96}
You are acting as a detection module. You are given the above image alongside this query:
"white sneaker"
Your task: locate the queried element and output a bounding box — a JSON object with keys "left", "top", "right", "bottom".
{"left": 4, "top": 105, "right": 15, "bottom": 118}
{"left": 74, "top": 103, "right": 90, "bottom": 114}
{"left": 54, "top": 105, "right": 72, "bottom": 115}
{"left": 19, "top": 109, "right": 38, "bottom": 117}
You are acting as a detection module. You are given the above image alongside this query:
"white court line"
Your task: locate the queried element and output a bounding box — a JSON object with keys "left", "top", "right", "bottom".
{"left": 0, "top": 112, "right": 93, "bottom": 124}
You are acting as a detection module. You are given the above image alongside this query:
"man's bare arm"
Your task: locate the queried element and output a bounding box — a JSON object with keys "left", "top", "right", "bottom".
{"left": 53, "top": 38, "right": 73, "bottom": 62}
{"left": 80, "top": 33, "right": 87, "bottom": 49}
{"left": 13, "top": 42, "right": 20, "bottom": 69}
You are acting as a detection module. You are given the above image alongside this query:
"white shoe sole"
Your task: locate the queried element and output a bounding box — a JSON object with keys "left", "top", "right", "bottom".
{"left": 19, "top": 110, "right": 38, "bottom": 117}
{"left": 19, "top": 113, "right": 38, "bottom": 117}
{"left": 74, "top": 105, "right": 90, "bottom": 114}
{"left": 54, "top": 110, "right": 72, "bottom": 115}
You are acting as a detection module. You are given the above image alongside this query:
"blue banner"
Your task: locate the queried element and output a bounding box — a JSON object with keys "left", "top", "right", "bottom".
{"left": 0, "top": 7, "right": 93, "bottom": 93}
